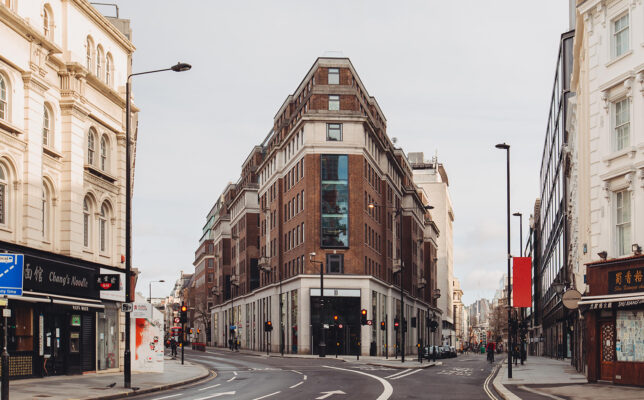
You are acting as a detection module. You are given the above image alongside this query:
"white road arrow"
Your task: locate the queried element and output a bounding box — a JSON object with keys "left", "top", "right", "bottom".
{"left": 194, "top": 392, "right": 236, "bottom": 400}
{"left": 316, "top": 390, "right": 346, "bottom": 399}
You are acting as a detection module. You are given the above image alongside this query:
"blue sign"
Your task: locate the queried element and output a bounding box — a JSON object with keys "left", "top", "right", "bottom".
{"left": 0, "top": 254, "right": 24, "bottom": 295}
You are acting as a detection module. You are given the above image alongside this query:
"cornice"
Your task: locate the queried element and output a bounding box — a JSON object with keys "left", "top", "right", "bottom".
{"left": 84, "top": 170, "right": 119, "bottom": 195}
{"left": 0, "top": 6, "right": 63, "bottom": 56}
{"left": 69, "top": 0, "right": 136, "bottom": 53}
{"left": 59, "top": 98, "right": 91, "bottom": 121}
{"left": 84, "top": 72, "right": 127, "bottom": 110}
{"left": 22, "top": 72, "right": 50, "bottom": 94}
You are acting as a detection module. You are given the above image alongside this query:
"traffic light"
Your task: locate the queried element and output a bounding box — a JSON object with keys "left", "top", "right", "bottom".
{"left": 264, "top": 321, "right": 273, "bottom": 332}
{"left": 394, "top": 318, "right": 400, "bottom": 331}
{"left": 180, "top": 304, "right": 188, "bottom": 324}
{"left": 360, "top": 309, "right": 367, "bottom": 325}
{"left": 333, "top": 315, "right": 339, "bottom": 322}
{"left": 197, "top": 328, "right": 200, "bottom": 334}
{"left": 380, "top": 321, "right": 386, "bottom": 331}
{"left": 403, "top": 319, "right": 408, "bottom": 333}
{"left": 189, "top": 328, "right": 193, "bottom": 334}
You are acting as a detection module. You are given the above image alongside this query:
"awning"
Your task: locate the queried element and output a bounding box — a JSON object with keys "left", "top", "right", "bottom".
{"left": 7, "top": 291, "right": 105, "bottom": 310}
{"left": 52, "top": 299, "right": 105, "bottom": 310}
{"left": 7, "top": 294, "right": 51, "bottom": 303}
{"left": 578, "top": 293, "right": 644, "bottom": 309}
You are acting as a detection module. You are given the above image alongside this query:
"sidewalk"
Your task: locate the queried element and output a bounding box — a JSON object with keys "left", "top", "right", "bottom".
{"left": 492, "top": 356, "right": 643, "bottom": 400}
{"left": 6, "top": 356, "right": 210, "bottom": 400}
{"left": 206, "top": 346, "right": 439, "bottom": 368}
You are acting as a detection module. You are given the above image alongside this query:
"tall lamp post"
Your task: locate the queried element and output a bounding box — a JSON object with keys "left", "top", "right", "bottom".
{"left": 495, "top": 142, "right": 512, "bottom": 379}
{"left": 309, "top": 253, "right": 325, "bottom": 357}
{"left": 512, "top": 211, "right": 523, "bottom": 362}
{"left": 149, "top": 279, "right": 165, "bottom": 320}
{"left": 124, "top": 62, "right": 191, "bottom": 389}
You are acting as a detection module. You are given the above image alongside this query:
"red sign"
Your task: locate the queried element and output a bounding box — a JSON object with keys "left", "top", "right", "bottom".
{"left": 513, "top": 257, "right": 532, "bottom": 307}
{"left": 367, "top": 320, "right": 372, "bottom": 326}
{"left": 338, "top": 324, "right": 343, "bottom": 329}
{"left": 174, "top": 317, "right": 180, "bottom": 324}
{"left": 99, "top": 282, "right": 113, "bottom": 290}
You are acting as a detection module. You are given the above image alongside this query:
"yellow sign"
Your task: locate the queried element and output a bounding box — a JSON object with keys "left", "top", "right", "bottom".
{"left": 0, "top": 299, "right": 7, "bottom": 307}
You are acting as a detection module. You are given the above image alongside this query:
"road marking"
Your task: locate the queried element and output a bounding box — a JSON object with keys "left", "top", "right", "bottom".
{"left": 226, "top": 376, "right": 236, "bottom": 382}
{"left": 389, "top": 368, "right": 422, "bottom": 380}
{"left": 198, "top": 384, "right": 221, "bottom": 391}
{"left": 291, "top": 369, "right": 303, "bottom": 374}
{"left": 384, "top": 369, "right": 411, "bottom": 379}
{"left": 316, "top": 390, "right": 346, "bottom": 399}
{"left": 517, "top": 385, "right": 566, "bottom": 400}
{"left": 233, "top": 371, "right": 238, "bottom": 376}
{"left": 303, "top": 375, "right": 307, "bottom": 380}
{"left": 193, "top": 392, "right": 236, "bottom": 400}
{"left": 483, "top": 362, "right": 500, "bottom": 400}
{"left": 323, "top": 365, "right": 393, "bottom": 400}
{"left": 252, "top": 391, "right": 281, "bottom": 400}
{"left": 150, "top": 394, "right": 181, "bottom": 400}
{"left": 289, "top": 381, "right": 304, "bottom": 388}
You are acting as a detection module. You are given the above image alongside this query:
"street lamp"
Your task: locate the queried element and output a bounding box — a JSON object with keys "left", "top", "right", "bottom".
{"left": 309, "top": 252, "right": 325, "bottom": 357}
{"left": 368, "top": 202, "right": 432, "bottom": 363}
{"left": 495, "top": 142, "right": 512, "bottom": 379}
{"left": 512, "top": 212, "right": 523, "bottom": 257}
{"left": 124, "top": 61, "right": 191, "bottom": 389}
{"left": 149, "top": 280, "right": 165, "bottom": 320}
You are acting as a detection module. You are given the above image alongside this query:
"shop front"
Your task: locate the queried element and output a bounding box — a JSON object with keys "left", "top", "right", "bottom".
{"left": 580, "top": 254, "right": 644, "bottom": 386}
{"left": 0, "top": 242, "right": 123, "bottom": 379}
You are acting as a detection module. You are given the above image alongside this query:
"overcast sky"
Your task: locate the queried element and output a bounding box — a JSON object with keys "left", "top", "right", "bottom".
{"left": 98, "top": 1, "right": 571, "bottom": 306}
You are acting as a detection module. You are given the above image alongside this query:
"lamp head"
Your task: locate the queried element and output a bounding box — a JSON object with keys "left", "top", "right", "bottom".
{"left": 171, "top": 62, "right": 192, "bottom": 72}
{"left": 495, "top": 143, "right": 510, "bottom": 150}
{"left": 512, "top": 212, "right": 522, "bottom": 217}
{"left": 424, "top": 205, "right": 434, "bottom": 210}
{"left": 368, "top": 203, "right": 376, "bottom": 209}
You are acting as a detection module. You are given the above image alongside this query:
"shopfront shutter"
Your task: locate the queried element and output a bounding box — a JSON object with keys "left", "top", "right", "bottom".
{"left": 81, "top": 313, "right": 95, "bottom": 372}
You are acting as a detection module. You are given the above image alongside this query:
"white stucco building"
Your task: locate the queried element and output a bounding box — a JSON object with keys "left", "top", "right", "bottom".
{"left": 0, "top": 0, "right": 135, "bottom": 378}
{"left": 410, "top": 153, "right": 456, "bottom": 345}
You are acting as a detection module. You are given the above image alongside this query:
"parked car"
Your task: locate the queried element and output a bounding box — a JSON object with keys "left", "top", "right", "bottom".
{"left": 422, "top": 345, "right": 443, "bottom": 360}
{"left": 442, "top": 345, "right": 455, "bottom": 358}
{"left": 449, "top": 346, "right": 458, "bottom": 357}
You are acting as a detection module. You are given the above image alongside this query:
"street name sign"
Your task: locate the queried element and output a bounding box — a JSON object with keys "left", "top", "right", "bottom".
{"left": 0, "top": 254, "right": 24, "bottom": 295}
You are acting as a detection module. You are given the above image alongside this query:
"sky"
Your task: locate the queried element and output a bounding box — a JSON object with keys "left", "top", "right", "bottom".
{"left": 96, "top": 0, "right": 571, "bottom": 306}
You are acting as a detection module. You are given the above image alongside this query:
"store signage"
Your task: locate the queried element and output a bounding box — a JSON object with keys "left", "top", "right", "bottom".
{"left": 512, "top": 257, "right": 532, "bottom": 307}
{"left": 71, "top": 314, "right": 81, "bottom": 326}
{"left": 608, "top": 268, "right": 644, "bottom": 294}
{"left": 23, "top": 256, "right": 99, "bottom": 299}
{"left": 96, "top": 274, "right": 120, "bottom": 291}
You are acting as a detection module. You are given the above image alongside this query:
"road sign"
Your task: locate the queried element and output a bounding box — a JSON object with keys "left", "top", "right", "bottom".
{"left": 121, "top": 303, "right": 133, "bottom": 313}
{"left": 0, "top": 254, "right": 24, "bottom": 295}
{"left": 174, "top": 317, "right": 180, "bottom": 324}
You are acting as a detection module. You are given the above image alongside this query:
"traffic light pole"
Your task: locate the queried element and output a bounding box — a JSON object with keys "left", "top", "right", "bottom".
{"left": 181, "top": 320, "right": 185, "bottom": 365}
{"left": 385, "top": 314, "right": 388, "bottom": 359}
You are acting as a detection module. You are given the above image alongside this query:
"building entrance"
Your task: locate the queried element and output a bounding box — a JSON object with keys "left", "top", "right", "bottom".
{"left": 310, "top": 293, "right": 360, "bottom": 355}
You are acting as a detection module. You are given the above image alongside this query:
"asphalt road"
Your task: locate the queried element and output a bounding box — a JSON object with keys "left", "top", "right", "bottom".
{"left": 132, "top": 349, "right": 502, "bottom": 400}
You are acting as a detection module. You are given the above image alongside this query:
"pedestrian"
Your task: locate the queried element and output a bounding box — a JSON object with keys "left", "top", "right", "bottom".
{"left": 486, "top": 342, "right": 495, "bottom": 363}
{"left": 432, "top": 345, "right": 436, "bottom": 362}
{"left": 235, "top": 339, "right": 240, "bottom": 352}
{"left": 228, "top": 338, "right": 233, "bottom": 351}
{"left": 170, "top": 337, "right": 177, "bottom": 358}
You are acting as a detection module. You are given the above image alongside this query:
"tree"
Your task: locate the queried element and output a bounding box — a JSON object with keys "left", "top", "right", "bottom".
{"left": 488, "top": 304, "right": 508, "bottom": 343}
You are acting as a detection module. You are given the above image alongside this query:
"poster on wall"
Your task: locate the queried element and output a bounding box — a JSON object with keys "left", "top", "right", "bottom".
{"left": 131, "top": 294, "right": 164, "bottom": 372}
{"left": 616, "top": 310, "right": 644, "bottom": 362}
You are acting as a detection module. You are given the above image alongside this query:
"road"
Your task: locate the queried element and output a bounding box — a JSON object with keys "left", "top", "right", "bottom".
{"left": 133, "top": 349, "right": 502, "bottom": 400}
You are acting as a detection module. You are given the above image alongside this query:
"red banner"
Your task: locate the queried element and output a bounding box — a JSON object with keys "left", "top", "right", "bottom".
{"left": 512, "top": 257, "right": 532, "bottom": 308}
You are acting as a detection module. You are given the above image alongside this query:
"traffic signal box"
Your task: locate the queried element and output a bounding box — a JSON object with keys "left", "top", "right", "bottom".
{"left": 360, "top": 309, "right": 367, "bottom": 325}
{"left": 264, "top": 321, "right": 273, "bottom": 332}
{"left": 394, "top": 318, "right": 400, "bottom": 331}
{"left": 180, "top": 304, "right": 188, "bottom": 324}
{"left": 380, "top": 321, "right": 386, "bottom": 331}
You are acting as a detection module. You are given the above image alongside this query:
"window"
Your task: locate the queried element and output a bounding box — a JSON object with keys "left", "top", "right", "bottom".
{"left": 326, "top": 254, "right": 344, "bottom": 274}
{"left": 43, "top": 5, "right": 53, "bottom": 39}
{"left": 0, "top": 75, "right": 7, "bottom": 120}
{"left": 42, "top": 105, "right": 51, "bottom": 146}
{"left": 99, "top": 203, "right": 108, "bottom": 252}
{"left": 326, "top": 123, "right": 342, "bottom": 141}
{"left": 105, "top": 53, "right": 112, "bottom": 86}
{"left": 96, "top": 46, "right": 103, "bottom": 78}
{"left": 612, "top": 13, "right": 629, "bottom": 58}
{"left": 0, "top": 164, "right": 7, "bottom": 225}
{"left": 83, "top": 197, "right": 90, "bottom": 248}
{"left": 86, "top": 37, "right": 93, "bottom": 71}
{"left": 328, "top": 68, "right": 339, "bottom": 85}
{"left": 100, "top": 136, "right": 108, "bottom": 171}
{"left": 87, "top": 129, "right": 96, "bottom": 165}
{"left": 41, "top": 184, "right": 50, "bottom": 239}
{"left": 328, "top": 95, "right": 340, "bottom": 111}
{"left": 613, "top": 99, "right": 629, "bottom": 151}
{"left": 616, "top": 190, "right": 631, "bottom": 256}
{"left": 320, "top": 155, "right": 349, "bottom": 247}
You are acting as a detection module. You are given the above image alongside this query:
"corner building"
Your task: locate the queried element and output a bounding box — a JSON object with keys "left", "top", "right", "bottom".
{"left": 210, "top": 58, "right": 440, "bottom": 356}
{"left": 0, "top": 1, "right": 135, "bottom": 378}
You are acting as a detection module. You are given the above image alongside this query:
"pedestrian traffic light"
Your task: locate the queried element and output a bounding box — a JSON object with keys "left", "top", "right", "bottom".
{"left": 189, "top": 328, "right": 193, "bottom": 334}
{"left": 197, "top": 328, "right": 200, "bottom": 334}
{"left": 403, "top": 319, "right": 408, "bottom": 333}
{"left": 394, "top": 318, "right": 400, "bottom": 331}
{"left": 380, "top": 321, "right": 386, "bottom": 331}
{"left": 360, "top": 309, "right": 367, "bottom": 325}
{"left": 264, "top": 321, "right": 273, "bottom": 332}
{"left": 180, "top": 304, "right": 188, "bottom": 324}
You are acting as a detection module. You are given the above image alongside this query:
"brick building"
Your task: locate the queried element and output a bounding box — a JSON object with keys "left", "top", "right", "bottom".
{"left": 208, "top": 57, "right": 440, "bottom": 356}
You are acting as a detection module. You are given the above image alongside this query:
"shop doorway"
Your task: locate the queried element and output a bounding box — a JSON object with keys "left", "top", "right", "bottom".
{"left": 599, "top": 321, "right": 615, "bottom": 381}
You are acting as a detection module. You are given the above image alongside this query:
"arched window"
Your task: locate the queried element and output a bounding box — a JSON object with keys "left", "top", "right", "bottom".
{"left": 83, "top": 196, "right": 91, "bottom": 248}
{"left": 0, "top": 75, "right": 7, "bottom": 121}
{"left": 0, "top": 164, "right": 7, "bottom": 225}
{"left": 105, "top": 53, "right": 112, "bottom": 86}
{"left": 96, "top": 45, "right": 103, "bottom": 78}
{"left": 43, "top": 5, "right": 51, "bottom": 38}
{"left": 42, "top": 104, "right": 51, "bottom": 146}
{"left": 100, "top": 135, "right": 108, "bottom": 171}
{"left": 99, "top": 203, "right": 108, "bottom": 252}
{"left": 41, "top": 182, "right": 51, "bottom": 240}
{"left": 86, "top": 37, "right": 93, "bottom": 71}
{"left": 87, "top": 128, "right": 96, "bottom": 165}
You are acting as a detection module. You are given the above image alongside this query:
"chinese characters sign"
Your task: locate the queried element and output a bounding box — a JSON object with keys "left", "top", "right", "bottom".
{"left": 608, "top": 268, "right": 644, "bottom": 294}
{"left": 96, "top": 274, "right": 120, "bottom": 291}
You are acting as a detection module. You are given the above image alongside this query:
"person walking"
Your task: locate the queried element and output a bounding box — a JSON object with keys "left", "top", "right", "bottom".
{"left": 486, "top": 342, "right": 495, "bottom": 363}
{"left": 170, "top": 337, "right": 177, "bottom": 358}
{"left": 432, "top": 346, "right": 437, "bottom": 362}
